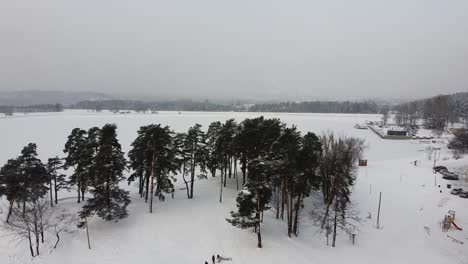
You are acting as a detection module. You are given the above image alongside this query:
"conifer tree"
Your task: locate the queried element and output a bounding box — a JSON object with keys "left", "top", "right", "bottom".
{"left": 269, "top": 126, "right": 302, "bottom": 237}
{"left": 18, "top": 143, "right": 49, "bottom": 204}
{"left": 79, "top": 124, "right": 130, "bottom": 221}
{"left": 185, "top": 124, "right": 207, "bottom": 199}
{"left": 128, "top": 124, "right": 179, "bottom": 212}
{"left": 227, "top": 159, "right": 272, "bottom": 248}
{"left": 128, "top": 125, "right": 150, "bottom": 197}
{"left": 0, "top": 158, "right": 22, "bottom": 223}
{"left": 63, "top": 128, "right": 87, "bottom": 203}
{"left": 206, "top": 121, "right": 222, "bottom": 177}
{"left": 46, "top": 157, "right": 66, "bottom": 206}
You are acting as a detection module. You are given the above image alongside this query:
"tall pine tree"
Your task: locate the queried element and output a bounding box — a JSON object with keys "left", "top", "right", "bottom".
{"left": 80, "top": 124, "right": 130, "bottom": 221}
{"left": 227, "top": 159, "right": 272, "bottom": 248}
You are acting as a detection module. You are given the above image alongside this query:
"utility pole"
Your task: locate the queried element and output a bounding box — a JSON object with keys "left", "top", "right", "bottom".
{"left": 85, "top": 217, "right": 91, "bottom": 250}
{"left": 377, "top": 192, "right": 382, "bottom": 229}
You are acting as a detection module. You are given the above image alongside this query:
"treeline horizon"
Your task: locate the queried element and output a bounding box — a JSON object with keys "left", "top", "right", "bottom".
{"left": 1, "top": 92, "right": 466, "bottom": 117}
{"left": 73, "top": 99, "right": 383, "bottom": 114}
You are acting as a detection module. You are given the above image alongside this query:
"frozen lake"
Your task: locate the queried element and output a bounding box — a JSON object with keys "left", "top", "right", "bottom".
{"left": 0, "top": 110, "right": 420, "bottom": 164}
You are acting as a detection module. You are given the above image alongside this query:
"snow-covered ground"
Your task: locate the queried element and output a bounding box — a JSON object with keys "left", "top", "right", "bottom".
{"left": 1, "top": 110, "right": 467, "bottom": 264}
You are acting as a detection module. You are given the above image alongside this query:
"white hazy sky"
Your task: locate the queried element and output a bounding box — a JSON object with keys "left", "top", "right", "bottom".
{"left": 1, "top": 0, "right": 467, "bottom": 100}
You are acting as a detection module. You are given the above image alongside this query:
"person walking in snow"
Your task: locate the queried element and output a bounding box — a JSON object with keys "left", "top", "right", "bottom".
{"left": 205, "top": 261, "right": 208, "bottom": 264}
{"left": 212, "top": 255, "right": 215, "bottom": 264}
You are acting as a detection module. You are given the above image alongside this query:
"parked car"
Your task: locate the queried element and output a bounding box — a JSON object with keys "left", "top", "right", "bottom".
{"left": 434, "top": 166, "right": 448, "bottom": 173}
{"left": 442, "top": 174, "right": 459, "bottom": 181}
{"left": 459, "top": 192, "right": 468, "bottom": 198}
{"left": 439, "top": 169, "right": 459, "bottom": 180}
{"left": 451, "top": 188, "right": 463, "bottom": 195}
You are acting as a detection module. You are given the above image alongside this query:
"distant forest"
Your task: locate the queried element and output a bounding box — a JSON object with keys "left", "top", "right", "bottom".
{"left": 0, "top": 104, "right": 63, "bottom": 115}
{"left": 1, "top": 93, "right": 467, "bottom": 118}
{"left": 72, "top": 99, "right": 382, "bottom": 114}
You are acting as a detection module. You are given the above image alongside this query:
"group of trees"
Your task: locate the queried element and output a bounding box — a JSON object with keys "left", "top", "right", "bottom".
{"left": 1, "top": 117, "right": 365, "bottom": 256}
{"left": 226, "top": 124, "right": 364, "bottom": 248}
{"left": 0, "top": 144, "right": 72, "bottom": 257}
{"left": 392, "top": 93, "right": 468, "bottom": 158}
{"left": 393, "top": 93, "right": 468, "bottom": 130}
{"left": 62, "top": 124, "right": 130, "bottom": 221}
{"left": 0, "top": 124, "right": 130, "bottom": 257}
{"left": 448, "top": 129, "right": 468, "bottom": 156}
{"left": 126, "top": 116, "right": 365, "bottom": 248}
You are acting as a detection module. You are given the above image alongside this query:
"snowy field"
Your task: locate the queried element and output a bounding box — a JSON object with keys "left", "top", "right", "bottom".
{"left": 1, "top": 110, "right": 467, "bottom": 264}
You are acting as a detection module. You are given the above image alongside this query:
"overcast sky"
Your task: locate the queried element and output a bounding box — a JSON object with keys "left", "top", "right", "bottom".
{"left": 1, "top": 0, "right": 467, "bottom": 101}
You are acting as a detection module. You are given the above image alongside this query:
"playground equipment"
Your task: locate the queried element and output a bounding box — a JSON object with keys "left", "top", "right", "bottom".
{"left": 442, "top": 210, "right": 462, "bottom": 232}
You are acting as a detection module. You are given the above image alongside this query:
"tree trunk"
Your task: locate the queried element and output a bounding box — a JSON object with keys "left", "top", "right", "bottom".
{"left": 219, "top": 168, "right": 223, "bottom": 203}
{"left": 150, "top": 173, "right": 155, "bottom": 213}
{"left": 241, "top": 158, "right": 247, "bottom": 186}
{"left": 281, "top": 180, "right": 285, "bottom": 220}
{"left": 28, "top": 228, "right": 34, "bottom": 257}
{"left": 138, "top": 175, "right": 143, "bottom": 196}
{"left": 233, "top": 158, "right": 236, "bottom": 179}
{"left": 77, "top": 180, "right": 81, "bottom": 203}
{"left": 275, "top": 186, "right": 280, "bottom": 219}
{"left": 228, "top": 156, "right": 232, "bottom": 178}
{"left": 145, "top": 171, "right": 150, "bottom": 203}
{"left": 34, "top": 217, "right": 40, "bottom": 255}
{"left": 293, "top": 194, "right": 301, "bottom": 236}
{"left": 322, "top": 200, "right": 332, "bottom": 229}
{"left": 182, "top": 162, "right": 190, "bottom": 199}
{"left": 190, "top": 154, "right": 195, "bottom": 199}
{"left": 49, "top": 180, "right": 54, "bottom": 207}
{"left": 54, "top": 233, "right": 60, "bottom": 249}
{"left": 257, "top": 223, "right": 262, "bottom": 248}
{"left": 54, "top": 177, "right": 58, "bottom": 204}
{"left": 286, "top": 189, "right": 292, "bottom": 237}
{"left": 332, "top": 209, "right": 338, "bottom": 247}
{"left": 6, "top": 200, "right": 13, "bottom": 223}
{"left": 257, "top": 191, "right": 262, "bottom": 248}
{"left": 223, "top": 158, "right": 227, "bottom": 187}
{"left": 235, "top": 160, "right": 238, "bottom": 190}
{"left": 40, "top": 212, "right": 44, "bottom": 244}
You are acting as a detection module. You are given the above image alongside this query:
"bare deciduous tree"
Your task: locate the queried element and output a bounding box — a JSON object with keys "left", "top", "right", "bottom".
{"left": 1, "top": 198, "right": 76, "bottom": 257}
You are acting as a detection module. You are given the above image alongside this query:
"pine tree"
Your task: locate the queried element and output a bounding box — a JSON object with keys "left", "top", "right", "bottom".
{"left": 79, "top": 127, "right": 101, "bottom": 201}
{"left": 128, "top": 125, "right": 150, "bottom": 197}
{"left": 145, "top": 125, "right": 179, "bottom": 212}
{"left": 128, "top": 124, "right": 179, "bottom": 213}
{"left": 206, "top": 121, "right": 222, "bottom": 178}
{"left": 18, "top": 143, "right": 49, "bottom": 203}
{"left": 292, "top": 132, "right": 322, "bottom": 235}
{"left": 227, "top": 159, "right": 272, "bottom": 248}
{"left": 46, "top": 157, "right": 67, "bottom": 206}
{"left": 0, "top": 158, "right": 23, "bottom": 223}
{"left": 234, "top": 117, "right": 284, "bottom": 186}
{"left": 269, "top": 126, "right": 302, "bottom": 237}
{"left": 174, "top": 132, "right": 191, "bottom": 199}
{"left": 63, "top": 128, "right": 87, "bottom": 203}
{"left": 185, "top": 124, "right": 207, "bottom": 199}
{"left": 79, "top": 124, "right": 130, "bottom": 221}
